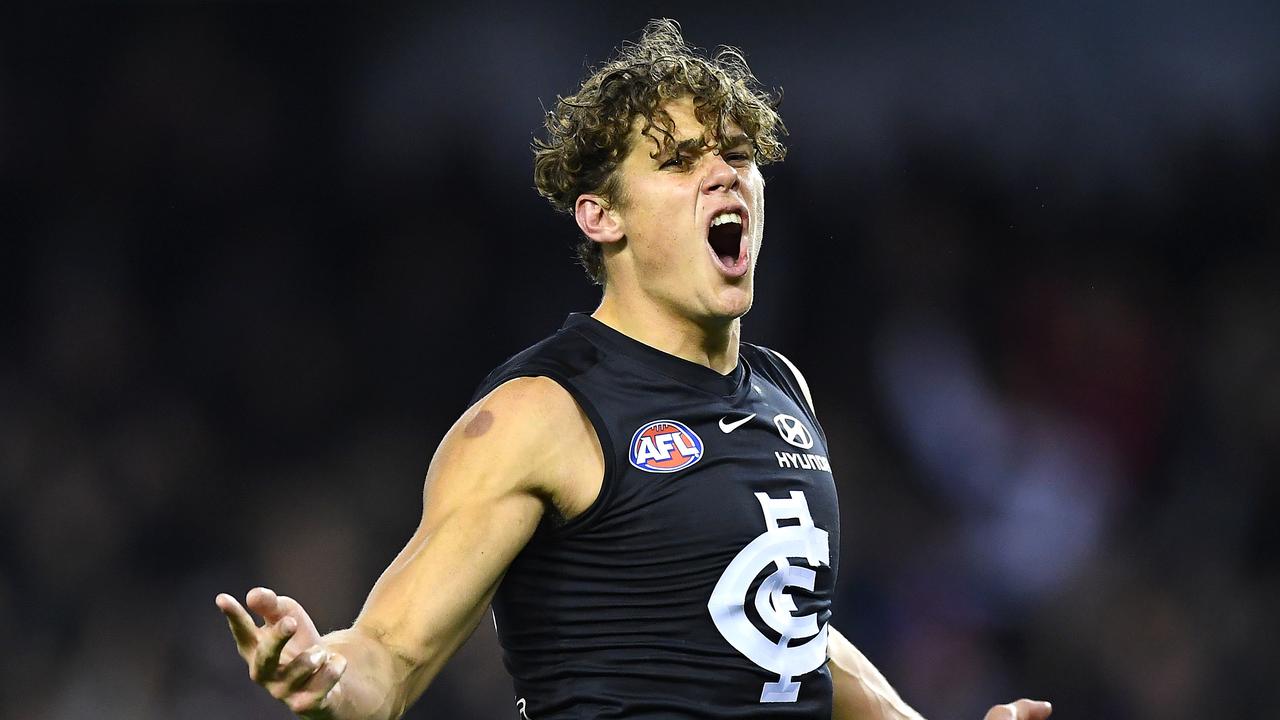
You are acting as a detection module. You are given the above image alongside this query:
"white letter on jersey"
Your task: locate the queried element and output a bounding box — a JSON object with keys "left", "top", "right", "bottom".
{"left": 634, "top": 436, "right": 665, "bottom": 464}
{"left": 707, "top": 491, "right": 831, "bottom": 703}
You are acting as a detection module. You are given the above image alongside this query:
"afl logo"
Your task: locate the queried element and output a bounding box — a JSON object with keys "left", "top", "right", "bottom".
{"left": 629, "top": 419, "right": 704, "bottom": 473}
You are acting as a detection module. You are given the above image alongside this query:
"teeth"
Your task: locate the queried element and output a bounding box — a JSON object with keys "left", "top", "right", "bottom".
{"left": 711, "top": 212, "right": 742, "bottom": 227}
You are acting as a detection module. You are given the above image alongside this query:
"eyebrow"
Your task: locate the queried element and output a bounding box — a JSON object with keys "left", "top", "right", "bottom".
{"left": 660, "top": 132, "right": 753, "bottom": 159}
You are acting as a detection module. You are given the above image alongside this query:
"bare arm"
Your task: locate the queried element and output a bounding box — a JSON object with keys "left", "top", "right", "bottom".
{"left": 828, "top": 626, "right": 925, "bottom": 720}
{"left": 215, "top": 376, "right": 601, "bottom": 719}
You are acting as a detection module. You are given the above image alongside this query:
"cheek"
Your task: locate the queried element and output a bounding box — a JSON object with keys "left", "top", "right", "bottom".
{"left": 630, "top": 218, "right": 683, "bottom": 272}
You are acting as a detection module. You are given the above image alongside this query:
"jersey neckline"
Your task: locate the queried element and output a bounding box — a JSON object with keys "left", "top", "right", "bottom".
{"left": 562, "top": 313, "right": 749, "bottom": 398}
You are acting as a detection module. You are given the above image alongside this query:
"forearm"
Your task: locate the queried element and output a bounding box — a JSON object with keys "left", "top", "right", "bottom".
{"left": 318, "top": 627, "right": 415, "bottom": 720}
{"left": 828, "top": 626, "right": 925, "bottom": 720}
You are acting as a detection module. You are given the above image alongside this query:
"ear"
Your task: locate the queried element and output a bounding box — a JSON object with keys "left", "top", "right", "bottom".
{"left": 574, "top": 194, "right": 624, "bottom": 245}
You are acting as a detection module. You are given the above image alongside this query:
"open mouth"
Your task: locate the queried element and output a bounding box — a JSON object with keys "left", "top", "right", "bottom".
{"left": 706, "top": 210, "right": 747, "bottom": 276}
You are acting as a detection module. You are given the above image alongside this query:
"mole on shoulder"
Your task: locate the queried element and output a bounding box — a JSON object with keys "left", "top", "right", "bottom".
{"left": 464, "top": 409, "right": 494, "bottom": 438}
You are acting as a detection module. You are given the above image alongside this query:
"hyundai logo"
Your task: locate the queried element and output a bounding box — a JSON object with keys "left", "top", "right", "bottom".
{"left": 773, "top": 414, "right": 814, "bottom": 449}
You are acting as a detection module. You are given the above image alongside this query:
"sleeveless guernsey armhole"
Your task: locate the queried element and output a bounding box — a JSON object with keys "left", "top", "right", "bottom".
{"left": 496, "top": 367, "right": 617, "bottom": 537}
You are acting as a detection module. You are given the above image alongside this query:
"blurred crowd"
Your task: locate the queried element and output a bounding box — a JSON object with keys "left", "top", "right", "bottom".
{"left": 2, "top": 4, "right": 1277, "bottom": 719}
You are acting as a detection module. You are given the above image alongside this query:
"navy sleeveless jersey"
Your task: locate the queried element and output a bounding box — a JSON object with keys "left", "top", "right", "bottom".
{"left": 469, "top": 314, "right": 840, "bottom": 720}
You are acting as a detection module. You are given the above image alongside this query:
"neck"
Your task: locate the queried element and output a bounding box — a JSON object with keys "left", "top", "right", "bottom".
{"left": 592, "top": 288, "right": 741, "bottom": 375}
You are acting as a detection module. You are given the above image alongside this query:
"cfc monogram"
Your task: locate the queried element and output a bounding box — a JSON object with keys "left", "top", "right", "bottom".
{"left": 707, "top": 491, "right": 831, "bottom": 703}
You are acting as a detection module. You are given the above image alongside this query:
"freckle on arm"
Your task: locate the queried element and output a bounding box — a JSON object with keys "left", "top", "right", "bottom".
{"left": 464, "top": 410, "right": 494, "bottom": 438}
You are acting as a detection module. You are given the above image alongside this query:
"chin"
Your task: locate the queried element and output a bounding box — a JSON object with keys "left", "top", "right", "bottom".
{"left": 708, "top": 286, "right": 754, "bottom": 321}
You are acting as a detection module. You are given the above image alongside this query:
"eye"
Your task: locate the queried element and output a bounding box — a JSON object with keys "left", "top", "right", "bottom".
{"left": 723, "top": 150, "right": 752, "bottom": 165}
{"left": 660, "top": 154, "right": 688, "bottom": 170}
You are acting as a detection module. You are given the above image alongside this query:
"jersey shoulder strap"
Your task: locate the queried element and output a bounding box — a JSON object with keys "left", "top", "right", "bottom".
{"left": 760, "top": 346, "right": 816, "bottom": 415}
{"left": 742, "top": 342, "right": 819, "bottom": 426}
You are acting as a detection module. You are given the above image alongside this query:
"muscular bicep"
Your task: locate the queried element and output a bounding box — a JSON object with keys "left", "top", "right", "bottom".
{"left": 348, "top": 377, "right": 594, "bottom": 705}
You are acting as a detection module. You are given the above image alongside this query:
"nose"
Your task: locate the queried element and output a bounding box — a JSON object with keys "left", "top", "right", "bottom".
{"left": 701, "top": 152, "right": 739, "bottom": 195}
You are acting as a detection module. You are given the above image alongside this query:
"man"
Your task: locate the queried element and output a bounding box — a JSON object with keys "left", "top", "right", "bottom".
{"left": 216, "top": 20, "right": 1053, "bottom": 720}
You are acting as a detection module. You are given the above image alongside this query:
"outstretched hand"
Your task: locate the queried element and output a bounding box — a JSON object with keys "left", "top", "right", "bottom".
{"left": 984, "top": 699, "right": 1053, "bottom": 720}
{"left": 216, "top": 587, "right": 348, "bottom": 718}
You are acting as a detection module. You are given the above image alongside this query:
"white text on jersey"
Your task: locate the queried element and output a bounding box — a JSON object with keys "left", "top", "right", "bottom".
{"left": 775, "top": 451, "right": 831, "bottom": 472}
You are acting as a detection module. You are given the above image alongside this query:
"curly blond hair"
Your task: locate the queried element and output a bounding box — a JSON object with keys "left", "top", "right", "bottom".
{"left": 532, "top": 19, "right": 787, "bottom": 284}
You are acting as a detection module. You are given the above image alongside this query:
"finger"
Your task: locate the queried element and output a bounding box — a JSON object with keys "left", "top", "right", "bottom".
{"left": 270, "top": 645, "right": 329, "bottom": 695}
{"left": 250, "top": 614, "right": 298, "bottom": 682}
{"left": 286, "top": 653, "right": 347, "bottom": 716}
{"left": 1014, "top": 700, "right": 1052, "bottom": 720}
{"left": 275, "top": 595, "right": 323, "bottom": 647}
{"left": 215, "top": 593, "right": 260, "bottom": 654}
{"left": 986, "top": 700, "right": 1053, "bottom": 720}
{"left": 246, "top": 586, "right": 284, "bottom": 621}
{"left": 985, "top": 704, "right": 1015, "bottom": 720}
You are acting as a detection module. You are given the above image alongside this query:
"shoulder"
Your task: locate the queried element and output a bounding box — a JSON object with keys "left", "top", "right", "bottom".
{"left": 468, "top": 375, "right": 589, "bottom": 440}
{"left": 458, "top": 375, "right": 598, "bottom": 483}
{"left": 743, "top": 343, "right": 817, "bottom": 415}
{"left": 443, "top": 376, "right": 603, "bottom": 519}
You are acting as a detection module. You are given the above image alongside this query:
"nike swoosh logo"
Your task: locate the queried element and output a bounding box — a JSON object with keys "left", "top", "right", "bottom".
{"left": 719, "top": 413, "right": 757, "bottom": 433}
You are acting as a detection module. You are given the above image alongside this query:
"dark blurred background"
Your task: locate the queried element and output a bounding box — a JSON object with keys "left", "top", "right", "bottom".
{"left": 3, "top": 2, "right": 1278, "bottom": 718}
